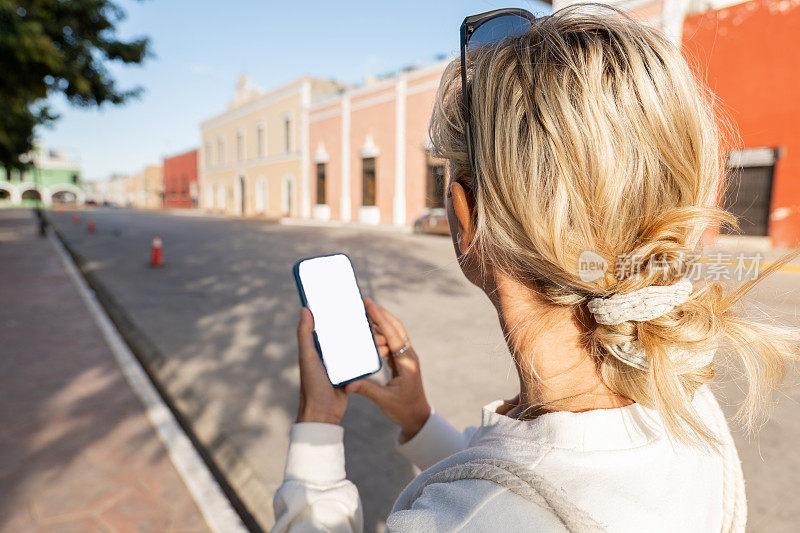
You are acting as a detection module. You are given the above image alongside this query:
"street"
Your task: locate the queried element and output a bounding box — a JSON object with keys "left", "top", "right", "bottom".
{"left": 46, "top": 208, "right": 800, "bottom": 532}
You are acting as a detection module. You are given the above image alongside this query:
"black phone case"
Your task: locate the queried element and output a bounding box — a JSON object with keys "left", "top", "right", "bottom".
{"left": 293, "top": 253, "right": 383, "bottom": 387}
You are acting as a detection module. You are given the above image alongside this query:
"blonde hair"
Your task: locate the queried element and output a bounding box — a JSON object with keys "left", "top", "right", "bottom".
{"left": 430, "top": 4, "right": 799, "bottom": 447}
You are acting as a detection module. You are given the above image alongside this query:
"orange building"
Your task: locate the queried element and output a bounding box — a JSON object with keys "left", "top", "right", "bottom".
{"left": 307, "top": 62, "right": 448, "bottom": 226}
{"left": 163, "top": 149, "right": 198, "bottom": 209}
{"left": 683, "top": 0, "right": 800, "bottom": 246}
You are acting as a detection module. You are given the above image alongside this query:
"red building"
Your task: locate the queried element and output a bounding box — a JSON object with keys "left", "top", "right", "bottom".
{"left": 163, "top": 149, "right": 198, "bottom": 209}
{"left": 683, "top": 0, "right": 800, "bottom": 246}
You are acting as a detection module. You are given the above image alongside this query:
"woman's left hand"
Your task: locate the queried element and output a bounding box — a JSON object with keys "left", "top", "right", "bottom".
{"left": 295, "top": 307, "right": 349, "bottom": 425}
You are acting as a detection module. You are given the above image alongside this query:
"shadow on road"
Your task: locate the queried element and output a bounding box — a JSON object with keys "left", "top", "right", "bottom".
{"left": 47, "top": 208, "right": 478, "bottom": 531}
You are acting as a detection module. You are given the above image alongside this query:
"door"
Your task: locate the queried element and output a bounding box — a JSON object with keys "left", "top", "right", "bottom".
{"left": 723, "top": 165, "right": 774, "bottom": 236}
{"left": 282, "top": 175, "right": 293, "bottom": 216}
{"left": 239, "top": 175, "right": 246, "bottom": 215}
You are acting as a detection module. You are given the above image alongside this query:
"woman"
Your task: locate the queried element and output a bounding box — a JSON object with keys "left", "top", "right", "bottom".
{"left": 273, "top": 6, "right": 797, "bottom": 532}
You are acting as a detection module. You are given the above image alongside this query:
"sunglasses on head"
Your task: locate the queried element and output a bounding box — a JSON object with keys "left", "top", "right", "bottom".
{"left": 460, "top": 8, "right": 536, "bottom": 192}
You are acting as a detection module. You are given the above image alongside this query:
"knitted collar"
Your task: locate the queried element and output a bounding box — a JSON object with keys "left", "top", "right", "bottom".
{"left": 472, "top": 395, "right": 674, "bottom": 452}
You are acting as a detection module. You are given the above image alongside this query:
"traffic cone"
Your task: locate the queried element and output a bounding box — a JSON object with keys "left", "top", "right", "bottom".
{"left": 150, "top": 234, "right": 164, "bottom": 267}
{"left": 87, "top": 220, "right": 96, "bottom": 234}
{"left": 72, "top": 213, "right": 81, "bottom": 224}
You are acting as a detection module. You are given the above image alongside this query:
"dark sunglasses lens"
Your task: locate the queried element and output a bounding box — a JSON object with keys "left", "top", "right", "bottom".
{"left": 468, "top": 14, "right": 532, "bottom": 49}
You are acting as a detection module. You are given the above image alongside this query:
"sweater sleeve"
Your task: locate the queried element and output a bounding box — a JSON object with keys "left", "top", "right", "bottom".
{"left": 271, "top": 423, "right": 363, "bottom": 533}
{"left": 395, "top": 408, "right": 478, "bottom": 471}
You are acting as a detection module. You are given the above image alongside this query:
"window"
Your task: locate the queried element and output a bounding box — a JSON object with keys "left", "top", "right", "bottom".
{"left": 283, "top": 116, "right": 292, "bottom": 153}
{"left": 236, "top": 131, "right": 244, "bottom": 161}
{"left": 257, "top": 124, "right": 265, "bottom": 158}
{"left": 316, "top": 163, "right": 326, "bottom": 205}
{"left": 362, "top": 157, "right": 376, "bottom": 206}
{"left": 217, "top": 137, "right": 224, "bottom": 165}
{"left": 425, "top": 160, "right": 446, "bottom": 208}
{"left": 205, "top": 142, "right": 212, "bottom": 167}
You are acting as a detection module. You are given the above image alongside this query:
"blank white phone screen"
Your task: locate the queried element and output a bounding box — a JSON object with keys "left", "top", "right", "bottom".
{"left": 298, "top": 254, "right": 380, "bottom": 386}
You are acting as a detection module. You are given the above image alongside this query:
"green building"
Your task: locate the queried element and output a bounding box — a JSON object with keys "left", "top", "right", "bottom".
{"left": 0, "top": 146, "right": 84, "bottom": 208}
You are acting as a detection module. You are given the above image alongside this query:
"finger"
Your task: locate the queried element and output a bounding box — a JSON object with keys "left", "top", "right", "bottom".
{"left": 297, "top": 308, "right": 317, "bottom": 360}
{"left": 365, "top": 300, "right": 404, "bottom": 351}
{"left": 373, "top": 333, "right": 388, "bottom": 347}
{"left": 380, "top": 307, "right": 408, "bottom": 340}
{"left": 393, "top": 346, "right": 420, "bottom": 376}
{"left": 381, "top": 345, "right": 398, "bottom": 375}
{"left": 344, "top": 378, "right": 390, "bottom": 405}
{"left": 297, "top": 309, "right": 329, "bottom": 382}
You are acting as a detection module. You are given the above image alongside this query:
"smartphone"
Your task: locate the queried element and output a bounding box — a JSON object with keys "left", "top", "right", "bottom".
{"left": 293, "top": 253, "right": 382, "bottom": 387}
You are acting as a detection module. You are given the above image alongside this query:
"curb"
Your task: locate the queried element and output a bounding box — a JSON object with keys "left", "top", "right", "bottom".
{"left": 49, "top": 222, "right": 268, "bottom": 533}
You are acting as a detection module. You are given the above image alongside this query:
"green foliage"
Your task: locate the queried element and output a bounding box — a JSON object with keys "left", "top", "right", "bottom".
{"left": 0, "top": 0, "right": 149, "bottom": 171}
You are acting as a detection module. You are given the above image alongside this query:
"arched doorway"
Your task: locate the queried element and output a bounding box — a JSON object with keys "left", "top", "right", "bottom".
{"left": 216, "top": 183, "right": 226, "bottom": 212}
{"left": 255, "top": 177, "right": 267, "bottom": 214}
{"left": 0, "top": 185, "right": 12, "bottom": 204}
{"left": 21, "top": 189, "right": 41, "bottom": 201}
{"left": 52, "top": 190, "right": 77, "bottom": 205}
{"left": 48, "top": 184, "right": 85, "bottom": 206}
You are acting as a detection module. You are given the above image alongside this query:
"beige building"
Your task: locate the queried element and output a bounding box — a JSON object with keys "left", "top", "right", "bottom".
{"left": 199, "top": 75, "right": 341, "bottom": 218}
{"left": 90, "top": 165, "right": 163, "bottom": 209}
{"left": 120, "top": 165, "right": 163, "bottom": 209}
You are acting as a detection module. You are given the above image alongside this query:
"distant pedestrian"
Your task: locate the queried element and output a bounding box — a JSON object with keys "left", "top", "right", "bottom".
{"left": 273, "top": 5, "right": 797, "bottom": 532}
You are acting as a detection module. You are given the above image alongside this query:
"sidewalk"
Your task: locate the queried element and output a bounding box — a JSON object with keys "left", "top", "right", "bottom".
{"left": 0, "top": 210, "right": 209, "bottom": 532}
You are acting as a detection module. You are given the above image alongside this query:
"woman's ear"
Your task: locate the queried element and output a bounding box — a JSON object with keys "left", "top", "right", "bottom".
{"left": 449, "top": 181, "right": 475, "bottom": 255}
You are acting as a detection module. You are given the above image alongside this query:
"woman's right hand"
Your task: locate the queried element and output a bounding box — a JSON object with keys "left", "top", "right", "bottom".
{"left": 344, "top": 298, "right": 432, "bottom": 441}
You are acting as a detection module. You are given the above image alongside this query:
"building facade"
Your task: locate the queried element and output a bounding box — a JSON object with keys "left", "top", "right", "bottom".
{"left": 124, "top": 165, "right": 164, "bottom": 209}
{"left": 555, "top": 0, "right": 800, "bottom": 246}
{"left": 199, "top": 75, "right": 341, "bottom": 218}
{"left": 552, "top": 0, "right": 745, "bottom": 42}
{"left": 88, "top": 174, "right": 126, "bottom": 206}
{"left": 306, "top": 61, "right": 448, "bottom": 227}
{"left": 0, "top": 146, "right": 84, "bottom": 207}
{"left": 90, "top": 165, "right": 163, "bottom": 209}
{"left": 682, "top": 0, "right": 800, "bottom": 246}
{"left": 163, "top": 149, "right": 198, "bottom": 209}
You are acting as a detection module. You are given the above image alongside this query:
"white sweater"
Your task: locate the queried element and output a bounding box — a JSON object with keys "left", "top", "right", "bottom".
{"left": 272, "top": 386, "right": 746, "bottom": 532}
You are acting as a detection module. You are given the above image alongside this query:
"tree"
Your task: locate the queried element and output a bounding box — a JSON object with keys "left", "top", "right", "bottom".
{"left": 0, "top": 0, "right": 149, "bottom": 173}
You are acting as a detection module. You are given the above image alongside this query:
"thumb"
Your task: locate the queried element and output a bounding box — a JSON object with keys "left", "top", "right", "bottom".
{"left": 345, "top": 378, "right": 390, "bottom": 405}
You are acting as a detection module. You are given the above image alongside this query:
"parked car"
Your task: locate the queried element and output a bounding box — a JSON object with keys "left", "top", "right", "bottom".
{"left": 413, "top": 208, "right": 450, "bottom": 235}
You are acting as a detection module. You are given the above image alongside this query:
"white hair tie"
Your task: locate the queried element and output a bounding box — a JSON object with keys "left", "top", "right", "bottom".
{"left": 587, "top": 278, "right": 713, "bottom": 371}
{"left": 587, "top": 278, "right": 693, "bottom": 326}
{"left": 605, "top": 341, "right": 716, "bottom": 372}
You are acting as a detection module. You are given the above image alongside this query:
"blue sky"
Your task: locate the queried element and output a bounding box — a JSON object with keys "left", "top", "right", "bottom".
{"left": 38, "top": 0, "right": 551, "bottom": 181}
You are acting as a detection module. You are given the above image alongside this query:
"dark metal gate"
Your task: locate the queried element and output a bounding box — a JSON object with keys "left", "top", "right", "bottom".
{"left": 723, "top": 164, "right": 775, "bottom": 237}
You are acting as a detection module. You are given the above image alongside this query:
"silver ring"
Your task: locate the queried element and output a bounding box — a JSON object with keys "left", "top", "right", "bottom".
{"left": 393, "top": 344, "right": 410, "bottom": 357}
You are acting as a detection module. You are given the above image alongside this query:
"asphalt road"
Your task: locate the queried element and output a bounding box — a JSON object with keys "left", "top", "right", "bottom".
{"left": 48, "top": 208, "right": 800, "bottom": 532}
